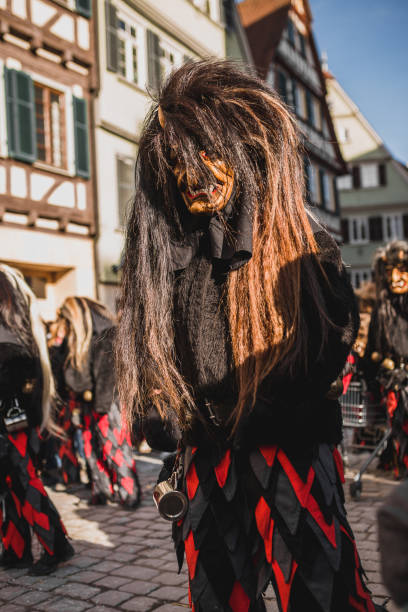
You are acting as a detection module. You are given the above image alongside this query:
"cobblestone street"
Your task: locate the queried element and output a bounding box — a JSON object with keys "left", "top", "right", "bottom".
{"left": 0, "top": 454, "right": 402, "bottom": 612}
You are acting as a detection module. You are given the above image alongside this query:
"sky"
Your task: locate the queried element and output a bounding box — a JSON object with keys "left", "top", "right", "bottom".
{"left": 308, "top": 0, "right": 408, "bottom": 164}
{"left": 236, "top": 0, "right": 408, "bottom": 163}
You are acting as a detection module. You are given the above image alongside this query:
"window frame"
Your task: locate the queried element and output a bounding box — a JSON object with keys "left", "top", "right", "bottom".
{"left": 382, "top": 213, "right": 403, "bottom": 242}
{"left": 360, "top": 163, "right": 379, "bottom": 189}
{"left": 349, "top": 216, "right": 369, "bottom": 245}
{"left": 116, "top": 155, "right": 135, "bottom": 229}
{"left": 34, "top": 82, "right": 66, "bottom": 170}
{"left": 116, "top": 12, "right": 146, "bottom": 89}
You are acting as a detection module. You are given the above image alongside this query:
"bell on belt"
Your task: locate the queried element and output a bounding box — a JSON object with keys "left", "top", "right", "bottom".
{"left": 371, "top": 352, "right": 382, "bottom": 362}
{"left": 381, "top": 358, "right": 395, "bottom": 371}
{"left": 83, "top": 390, "right": 93, "bottom": 402}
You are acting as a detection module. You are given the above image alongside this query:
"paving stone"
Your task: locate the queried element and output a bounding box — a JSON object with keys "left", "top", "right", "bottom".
{"left": 92, "top": 590, "right": 133, "bottom": 607}
{"left": 0, "top": 605, "right": 27, "bottom": 612}
{"left": 89, "top": 560, "right": 123, "bottom": 573}
{"left": 152, "top": 606, "right": 190, "bottom": 612}
{"left": 118, "top": 580, "right": 160, "bottom": 595}
{"left": 151, "top": 585, "right": 188, "bottom": 601}
{"left": 11, "top": 590, "right": 50, "bottom": 606}
{"left": 41, "top": 596, "right": 92, "bottom": 612}
{"left": 71, "top": 570, "right": 104, "bottom": 584}
{"left": 67, "top": 555, "right": 100, "bottom": 569}
{"left": 0, "top": 586, "right": 28, "bottom": 601}
{"left": 112, "top": 564, "right": 159, "bottom": 580}
{"left": 93, "top": 575, "right": 133, "bottom": 589}
{"left": 53, "top": 581, "right": 101, "bottom": 599}
{"left": 119, "top": 596, "right": 159, "bottom": 611}
{"left": 155, "top": 571, "right": 188, "bottom": 586}
{"left": 34, "top": 576, "right": 68, "bottom": 591}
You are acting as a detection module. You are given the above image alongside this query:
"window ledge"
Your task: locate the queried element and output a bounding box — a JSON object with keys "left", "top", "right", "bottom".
{"left": 117, "top": 75, "right": 149, "bottom": 97}
{"left": 33, "top": 162, "right": 74, "bottom": 178}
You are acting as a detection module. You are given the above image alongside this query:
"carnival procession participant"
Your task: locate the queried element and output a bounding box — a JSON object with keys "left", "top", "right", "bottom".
{"left": 0, "top": 264, "right": 74, "bottom": 574}
{"left": 365, "top": 241, "right": 408, "bottom": 478}
{"left": 49, "top": 297, "right": 141, "bottom": 507}
{"left": 116, "top": 60, "right": 383, "bottom": 611}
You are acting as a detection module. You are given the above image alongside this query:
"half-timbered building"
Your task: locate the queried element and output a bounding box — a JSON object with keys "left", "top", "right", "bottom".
{"left": 237, "top": 0, "right": 345, "bottom": 241}
{"left": 0, "top": 0, "right": 95, "bottom": 319}
{"left": 95, "top": 0, "right": 227, "bottom": 309}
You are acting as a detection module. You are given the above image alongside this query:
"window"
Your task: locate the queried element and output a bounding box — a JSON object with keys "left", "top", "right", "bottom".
{"left": 289, "top": 78, "right": 298, "bottom": 113}
{"left": 305, "top": 161, "right": 318, "bottom": 203}
{"left": 117, "top": 157, "right": 134, "bottom": 227}
{"left": 159, "top": 40, "right": 181, "bottom": 83}
{"left": 341, "top": 218, "right": 349, "bottom": 244}
{"left": 350, "top": 268, "right": 372, "bottom": 289}
{"left": 5, "top": 68, "right": 88, "bottom": 176}
{"left": 117, "top": 16, "right": 142, "bottom": 86}
{"left": 361, "top": 163, "right": 379, "bottom": 188}
{"left": 337, "top": 174, "right": 352, "bottom": 190}
{"left": 277, "top": 71, "right": 288, "bottom": 104}
{"left": 349, "top": 217, "right": 369, "bottom": 244}
{"left": 337, "top": 126, "right": 349, "bottom": 143}
{"left": 305, "top": 89, "right": 315, "bottom": 127}
{"left": 313, "top": 98, "right": 322, "bottom": 131}
{"left": 318, "top": 168, "right": 330, "bottom": 209}
{"left": 287, "top": 19, "right": 295, "bottom": 46}
{"left": 297, "top": 85, "right": 307, "bottom": 120}
{"left": 34, "top": 84, "right": 65, "bottom": 168}
{"left": 298, "top": 32, "right": 306, "bottom": 57}
{"left": 383, "top": 214, "right": 403, "bottom": 241}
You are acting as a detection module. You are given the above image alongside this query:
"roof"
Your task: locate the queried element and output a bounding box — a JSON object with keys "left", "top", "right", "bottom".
{"left": 237, "top": 0, "right": 291, "bottom": 77}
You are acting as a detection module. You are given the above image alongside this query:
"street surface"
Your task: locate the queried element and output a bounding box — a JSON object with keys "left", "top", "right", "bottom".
{"left": 0, "top": 452, "right": 402, "bottom": 612}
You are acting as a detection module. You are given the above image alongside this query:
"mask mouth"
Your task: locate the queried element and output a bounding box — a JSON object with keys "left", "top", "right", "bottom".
{"left": 390, "top": 279, "right": 408, "bottom": 291}
{"left": 185, "top": 183, "right": 223, "bottom": 202}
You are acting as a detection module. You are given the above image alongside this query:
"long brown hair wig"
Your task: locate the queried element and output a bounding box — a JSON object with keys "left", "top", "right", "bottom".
{"left": 116, "top": 60, "right": 329, "bottom": 432}
{"left": 55, "top": 297, "right": 115, "bottom": 371}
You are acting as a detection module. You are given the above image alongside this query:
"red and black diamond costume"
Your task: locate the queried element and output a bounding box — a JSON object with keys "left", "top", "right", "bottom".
{"left": 51, "top": 300, "right": 141, "bottom": 507}
{"left": 365, "top": 241, "right": 408, "bottom": 477}
{"left": 117, "top": 61, "right": 379, "bottom": 611}
{"left": 0, "top": 266, "right": 72, "bottom": 571}
{"left": 152, "top": 226, "right": 375, "bottom": 611}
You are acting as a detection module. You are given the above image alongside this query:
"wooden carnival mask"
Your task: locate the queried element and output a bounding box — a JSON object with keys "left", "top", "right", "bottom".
{"left": 384, "top": 250, "right": 408, "bottom": 294}
{"left": 159, "top": 106, "right": 234, "bottom": 215}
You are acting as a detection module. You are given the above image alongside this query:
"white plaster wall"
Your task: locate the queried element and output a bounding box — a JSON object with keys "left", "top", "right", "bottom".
{"left": 94, "top": 128, "right": 136, "bottom": 282}
{"left": 151, "top": 0, "right": 224, "bottom": 56}
{"left": 31, "top": 0, "right": 57, "bottom": 27}
{"left": 0, "top": 226, "right": 96, "bottom": 319}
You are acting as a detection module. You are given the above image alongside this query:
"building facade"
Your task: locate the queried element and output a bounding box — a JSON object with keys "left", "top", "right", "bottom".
{"left": 237, "top": 0, "right": 345, "bottom": 241}
{"left": 0, "top": 0, "right": 96, "bottom": 319}
{"left": 326, "top": 72, "right": 408, "bottom": 287}
{"left": 94, "top": 0, "right": 227, "bottom": 310}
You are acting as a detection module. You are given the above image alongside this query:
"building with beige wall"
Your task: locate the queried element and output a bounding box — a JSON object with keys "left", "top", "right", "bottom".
{"left": 326, "top": 71, "right": 408, "bottom": 287}
{"left": 0, "top": 0, "right": 97, "bottom": 319}
{"left": 94, "top": 0, "right": 228, "bottom": 310}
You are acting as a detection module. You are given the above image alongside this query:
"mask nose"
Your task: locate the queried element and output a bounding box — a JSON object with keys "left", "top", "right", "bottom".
{"left": 391, "top": 267, "right": 400, "bottom": 283}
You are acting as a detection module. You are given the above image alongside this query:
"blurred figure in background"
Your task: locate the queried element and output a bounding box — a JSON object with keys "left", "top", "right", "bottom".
{"left": 49, "top": 297, "right": 141, "bottom": 508}
{"left": 0, "top": 264, "right": 74, "bottom": 574}
{"left": 365, "top": 241, "right": 408, "bottom": 478}
{"left": 378, "top": 479, "right": 408, "bottom": 611}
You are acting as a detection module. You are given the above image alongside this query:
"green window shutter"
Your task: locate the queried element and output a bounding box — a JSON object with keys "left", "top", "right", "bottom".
{"left": 147, "top": 29, "right": 161, "bottom": 91}
{"left": 368, "top": 216, "right": 383, "bottom": 241}
{"left": 73, "top": 97, "right": 90, "bottom": 178}
{"left": 291, "top": 78, "right": 298, "bottom": 113}
{"left": 378, "top": 163, "right": 387, "bottom": 186}
{"left": 76, "top": 0, "right": 91, "bottom": 18}
{"left": 341, "top": 218, "right": 349, "bottom": 244}
{"left": 5, "top": 68, "right": 36, "bottom": 163}
{"left": 105, "top": 1, "right": 118, "bottom": 72}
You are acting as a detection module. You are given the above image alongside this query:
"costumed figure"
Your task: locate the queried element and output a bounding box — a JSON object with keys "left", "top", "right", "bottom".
{"left": 365, "top": 241, "right": 408, "bottom": 478}
{"left": 49, "top": 297, "right": 141, "bottom": 507}
{"left": 0, "top": 264, "right": 74, "bottom": 574}
{"left": 116, "top": 61, "right": 383, "bottom": 611}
